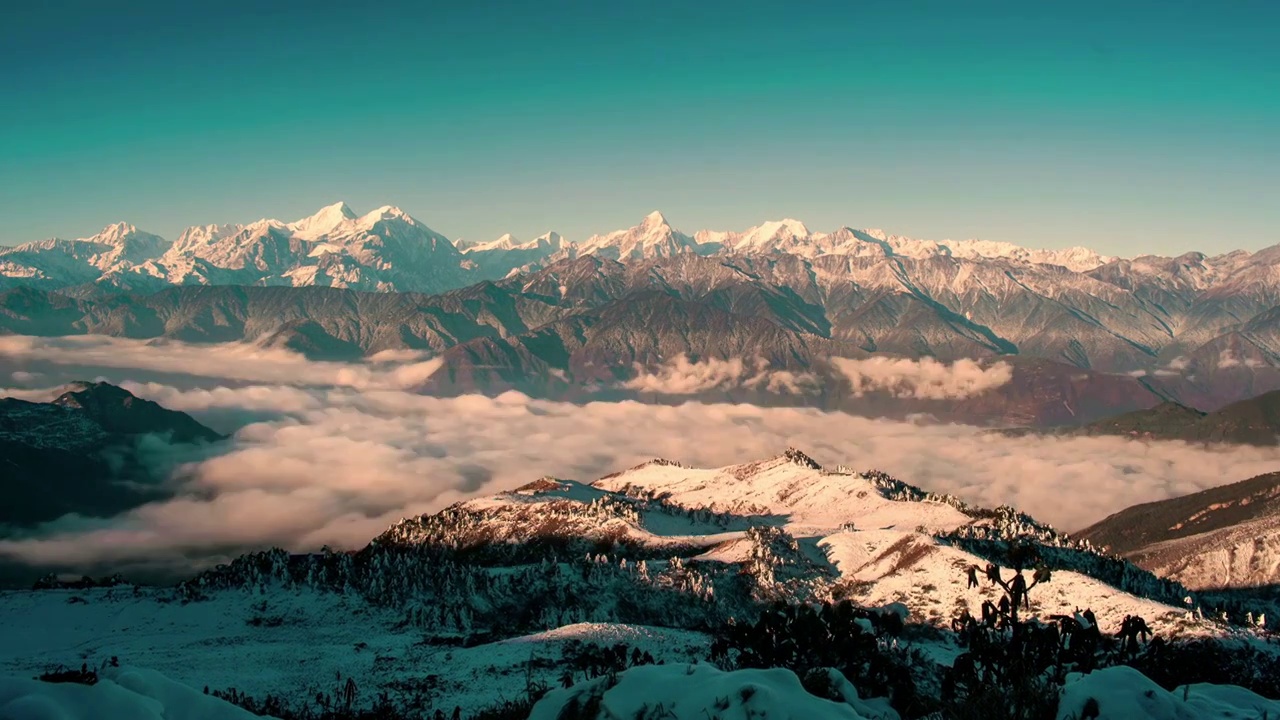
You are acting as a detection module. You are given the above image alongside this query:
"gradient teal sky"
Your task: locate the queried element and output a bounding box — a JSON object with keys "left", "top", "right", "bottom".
{"left": 2, "top": 0, "right": 1276, "bottom": 256}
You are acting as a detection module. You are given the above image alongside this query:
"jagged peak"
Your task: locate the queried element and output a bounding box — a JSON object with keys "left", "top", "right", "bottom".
{"left": 295, "top": 201, "right": 357, "bottom": 224}
{"left": 762, "top": 218, "right": 809, "bottom": 232}
{"left": 780, "top": 447, "right": 822, "bottom": 470}
{"left": 513, "top": 477, "right": 570, "bottom": 493}
{"left": 733, "top": 219, "right": 813, "bottom": 248}
{"left": 358, "top": 205, "right": 419, "bottom": 227}
{"left": 84, "top": 221, "right": 154, "bottom": 244}
{"left": 174, "top": 222, "right": 243, "bottom": 247}
{"left": 95, "top": 221, "right": 137, "bottom": 236}
{"left": 641, "top": 210, "right": 669, "bottom": 228}
{"left": 51, "top": 381, "right": 135, "bottom": 409}
{"left": 288, "top": 201, "right": 359, "bottom": 238}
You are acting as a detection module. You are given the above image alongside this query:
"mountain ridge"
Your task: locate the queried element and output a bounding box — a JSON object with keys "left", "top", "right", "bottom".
{"left": 1009, "top": 388, "right": 1280, "bottom": 445}
{"left": 6, "top": 204, "right": 1274, "bottom": 296}
{"left": 0, "top": 381, "right": 223, "bottom": 530}
{"left": 1078, "top": 471, "right": 1280, "bottom": 590}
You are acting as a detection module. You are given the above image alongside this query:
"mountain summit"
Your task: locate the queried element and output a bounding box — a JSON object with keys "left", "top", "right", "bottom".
{"left": 0, "top": 382, "right": 222, "bottom": 529}
{"left": 288, "top": 201, "right": 359, "bottom": 239}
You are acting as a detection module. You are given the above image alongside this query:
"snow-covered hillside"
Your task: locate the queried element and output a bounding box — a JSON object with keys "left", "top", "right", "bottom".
{"left": 0, "top": 666, "right": 268, "bottom": 720}
{"left": 529, "top": 663, "right": 899, "bottom": 720}
{"left": 1, "top": 448, "right": 1277, "bottom": 718}
{"left": 0, "top": 587, "right": 712, "bottom": 717}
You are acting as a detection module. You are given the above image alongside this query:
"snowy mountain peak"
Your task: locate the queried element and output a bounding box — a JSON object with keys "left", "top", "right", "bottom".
{"left": 174, "top": 223, "right": 242, "bottom": 249}
{"left": 730, "top": 218, "right": 814, "bottom": 252}
{"left": 86, "top": 222, "right": 142, "bottom": 244}
{"left": 288, "top": 201, "right": 360, "bottom": 239}
{"left": 642, "top": 210, "right": 669, "bottom": 228}
{"left": 756, "top": 219, "right": 810, "bottom": 237}
{"left": 358, "top": 205, "right": 418, "bottom": 228}
{"left": 462, "top": 231, "right": 568, "bottom": 257}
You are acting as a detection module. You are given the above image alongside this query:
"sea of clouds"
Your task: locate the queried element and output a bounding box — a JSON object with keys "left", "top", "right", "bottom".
{"left": 3, "top": 334, "right": 1279, "bottom": 577}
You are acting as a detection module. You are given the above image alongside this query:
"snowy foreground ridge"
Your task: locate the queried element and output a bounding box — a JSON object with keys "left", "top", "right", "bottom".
{"left": 528, "top": 663, "right": 898, "bottom": 720}
{"left": 0, "top": 666, "right": 267, "bottom": 720}
{"left": 5, "top": 664, "right": 1277, "bottom": 720}
{"left": 3, "top": 451, "right": 1279, "bottom": 718}
{"left": 1056, "top": 666, "right": 1280, "bottom": 720}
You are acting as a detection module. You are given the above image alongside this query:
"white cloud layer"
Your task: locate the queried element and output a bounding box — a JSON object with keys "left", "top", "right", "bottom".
{"left": 830, "top": 356, "right": 1014, "bottom": 399}
{"left": 623, "top": 355, "right": 820, "bottom": 395}
{"left": 3, "top": 336, "right": 1279, "bottom": 575}
{"left": 0, "top": 335, "right": 442, "bottom": 390}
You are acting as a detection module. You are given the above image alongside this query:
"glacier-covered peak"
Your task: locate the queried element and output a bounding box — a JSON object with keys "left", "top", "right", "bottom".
{"left": 85, "top": 221, "right": 142, "bottom": 244}
{"left": 289, "top": 201, "right": 359, "bottom": 239}
{"left": 642, "top": 210, "right": 669, "bottom": 228}
{"left": 358, "top": 205, "right": 418, "bottom": 227}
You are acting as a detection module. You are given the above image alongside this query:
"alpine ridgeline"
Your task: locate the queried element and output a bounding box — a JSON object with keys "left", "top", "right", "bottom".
{"left": 4, "top": 205, "right": 1280, "bottom": 419}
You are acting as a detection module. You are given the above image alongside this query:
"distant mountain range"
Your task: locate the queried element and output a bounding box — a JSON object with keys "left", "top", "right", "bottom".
{"left": 2, "top": 203, "right": 1128, "bottom": 296}
{"left": 0, "top": 382, "right": 221, "bottom": 531}
{"left": 3, "top": 203, "right": 1280, "bottom": 419}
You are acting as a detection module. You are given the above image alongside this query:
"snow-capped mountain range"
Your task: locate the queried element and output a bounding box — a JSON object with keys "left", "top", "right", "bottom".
{"left": 0, "top": 203, "right": 1128, "bottom": 295}
{"left": 0, "top": 203, "right": 470, "bottom": 295}
{"left": 5, "top": 203, "right": 1280, "bottom": 416}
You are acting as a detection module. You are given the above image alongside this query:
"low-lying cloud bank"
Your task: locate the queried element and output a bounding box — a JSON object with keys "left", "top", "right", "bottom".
{"left": 622, "top": 354, "right": 1012, "bottom": 400}
{"left": 830, "top": 356, "right": 1014, "bottom": 399}
{"left": 623, "top": 355, "right": 820, "bottom": 395}
{"left": 2, "top": 335, "right": 1279, "bottom": 576}
{"left": 0, "top": 335, "right": 442, "bottom": 390}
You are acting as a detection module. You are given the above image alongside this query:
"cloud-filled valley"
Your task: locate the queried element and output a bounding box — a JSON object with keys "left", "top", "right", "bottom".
{"left": 3, "top": 335, "right": 1280, "bottom": 578}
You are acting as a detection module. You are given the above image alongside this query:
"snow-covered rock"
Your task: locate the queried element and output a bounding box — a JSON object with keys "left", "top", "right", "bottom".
{"left": 1056, "top": 666, "right": 1280, "bottom": 720}
{"left": 0, "top": 666, "right": 271, "bottom": 720}
{"left": 528, "top": 663, "right": 898, "bottom": 720}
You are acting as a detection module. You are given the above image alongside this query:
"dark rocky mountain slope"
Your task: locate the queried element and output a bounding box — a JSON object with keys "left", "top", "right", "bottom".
{"left": 1016, "top": 389, "right": 1280, "bottom": 445}
{"left": 0, "top": 382, "right": 222, "bottom": 530}
{"left": 1078, "top": 471, "right": 1280, "bottom": 590}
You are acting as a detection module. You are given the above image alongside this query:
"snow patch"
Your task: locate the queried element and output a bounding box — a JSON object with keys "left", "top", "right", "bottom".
{"left": 529, "top": 663, "right": 898, "bottom": 720}
{"left": 0, "top": 666, "right": 271, "bottom": 720}
{"left": 1056, "top": 665, "right": 1280, "bottom": 720}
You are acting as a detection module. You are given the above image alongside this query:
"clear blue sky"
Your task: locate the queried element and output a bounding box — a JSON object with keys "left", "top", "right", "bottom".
{"left": 2, "top": 0, "right": 1276, "bottom": 256}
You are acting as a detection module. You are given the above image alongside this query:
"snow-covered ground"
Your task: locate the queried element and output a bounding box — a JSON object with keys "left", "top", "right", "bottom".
{"left": 0, "top": 587, "right": 709, "bottom": 714}
{"left": 529, "top": 663, "right": 900, "bottom": 720}
{"left": 8, "top": 660, "right": 1278, "bottom": 720}
{"left": 1057, "top": 666, "right": 1280, "bottom": 720}
{"left": 820, "top": 530, "right": 1204, "bottom": 636}
{"left": 0, "top": 666, "right": 268, "bottom": 720}
{"left": 591, "top": 455, "right": 973, "bottom": 537}
{"left": 2, "top": 450, "right": 1275, "bottom": 716}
